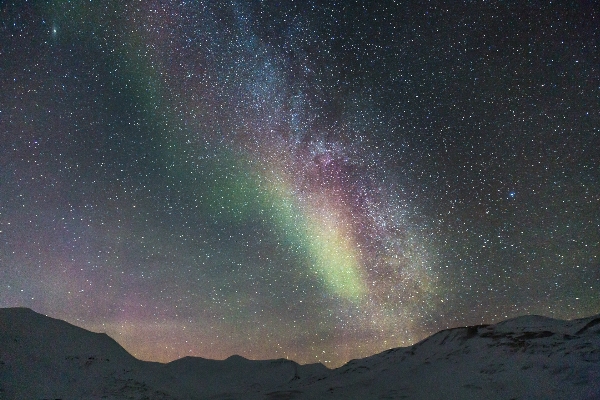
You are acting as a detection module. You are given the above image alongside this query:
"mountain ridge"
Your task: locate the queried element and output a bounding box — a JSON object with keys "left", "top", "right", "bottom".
{"left": 1, "top": 307, "right": 599, "bottom": 399}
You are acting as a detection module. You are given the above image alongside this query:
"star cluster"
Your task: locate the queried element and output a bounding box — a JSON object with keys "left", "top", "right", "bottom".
{"left": 0, "top": 1, "right": 598, "bottom": 367}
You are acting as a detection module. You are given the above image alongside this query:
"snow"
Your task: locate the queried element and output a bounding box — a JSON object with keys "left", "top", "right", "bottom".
{"left": 1, "top": 307, "right": 599, "bottom": 399}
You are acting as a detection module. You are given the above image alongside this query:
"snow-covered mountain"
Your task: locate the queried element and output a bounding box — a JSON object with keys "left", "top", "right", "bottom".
{"left": 1, "top": 307, "right": 599, "bottom": 399}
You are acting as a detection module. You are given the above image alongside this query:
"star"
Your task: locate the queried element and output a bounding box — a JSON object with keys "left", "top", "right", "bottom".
{"left": 0, "top": 0, "right": 597, "bottom": 368}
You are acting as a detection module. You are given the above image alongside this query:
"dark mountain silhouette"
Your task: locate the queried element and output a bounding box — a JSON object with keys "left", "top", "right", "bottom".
{"left": 1, "top": 307, "right": 599, "bottom": 399}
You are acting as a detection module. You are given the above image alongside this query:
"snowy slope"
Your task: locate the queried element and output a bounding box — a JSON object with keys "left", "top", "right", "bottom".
{"left": 273, "top": 313, "right": 600, "bottom": 400}
{"left": 1, "top": 307, "right": 599, "bottom": 399}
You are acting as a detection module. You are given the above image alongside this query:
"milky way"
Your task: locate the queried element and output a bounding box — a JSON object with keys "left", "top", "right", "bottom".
{"left": 1, "top": 1, "right": 598, "bottom": 367}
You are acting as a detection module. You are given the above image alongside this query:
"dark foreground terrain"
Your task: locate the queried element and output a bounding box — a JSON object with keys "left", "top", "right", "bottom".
{"left": 1, "top": 307, "right": 599, "bottom": 399}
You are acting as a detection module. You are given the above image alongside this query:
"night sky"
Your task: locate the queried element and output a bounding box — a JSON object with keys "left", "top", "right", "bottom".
{"left": 1, "top": 1, "right": 598, "bottom": 367}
